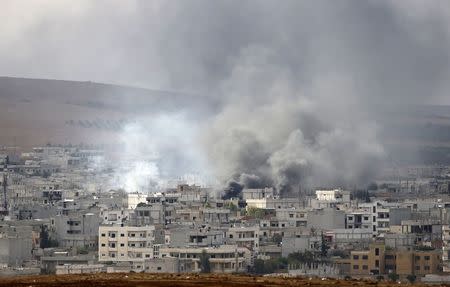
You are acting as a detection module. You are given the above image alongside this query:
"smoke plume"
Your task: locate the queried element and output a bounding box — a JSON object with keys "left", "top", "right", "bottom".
{"left": 2, "top": 1, "right": 450, "bottom": 194}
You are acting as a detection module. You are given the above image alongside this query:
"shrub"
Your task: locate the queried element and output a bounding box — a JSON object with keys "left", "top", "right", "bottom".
{"left": 406, "top": 274, "right": 416, "bottom": 283}
{"left": 388, "top": 273, "right": 399, "bottom": 282}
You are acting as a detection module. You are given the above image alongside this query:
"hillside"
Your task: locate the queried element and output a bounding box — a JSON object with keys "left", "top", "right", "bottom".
{"left": 0, "top": 77, "right": 215, "bottom": 147}
{"left": 1, "top": 77, "right": 450, "bottom": 164}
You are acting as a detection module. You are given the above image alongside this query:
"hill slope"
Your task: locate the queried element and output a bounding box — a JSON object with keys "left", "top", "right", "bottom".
{"left": 0, "top": 77, "right": 215, "bottom": 147}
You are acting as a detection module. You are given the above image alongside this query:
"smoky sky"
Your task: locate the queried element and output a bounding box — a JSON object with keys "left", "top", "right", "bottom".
{"left": 1, "top": 0, "right": 449, "bottom": 101}
{"left": 2, "top": 0, "right": 450, "bottom": 192}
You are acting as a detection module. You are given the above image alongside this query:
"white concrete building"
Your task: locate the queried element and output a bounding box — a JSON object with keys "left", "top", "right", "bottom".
{"left": 159, "top": 245, "right": 251, "bottom": 273}
{"left": 98, "top": 225, "right": 156, "bottom": 270}
{"left": 123, "top": 193, "right": 147, "bottom": 209}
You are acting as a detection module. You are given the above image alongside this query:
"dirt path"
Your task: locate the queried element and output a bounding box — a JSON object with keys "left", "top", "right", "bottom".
{"left": 0, "top": 273, "right": 434, "bottom": 287}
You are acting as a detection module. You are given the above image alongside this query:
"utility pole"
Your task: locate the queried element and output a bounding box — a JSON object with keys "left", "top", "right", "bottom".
{"left": 2, "top": 155, "right": 8, "bottom": 216}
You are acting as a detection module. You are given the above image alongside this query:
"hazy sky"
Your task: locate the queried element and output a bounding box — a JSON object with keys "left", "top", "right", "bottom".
{"left": 1, "top": 0, "right": 450, "bottom": 104}
{"left": 2, "top": 0, "right": 450, "bottom": 190}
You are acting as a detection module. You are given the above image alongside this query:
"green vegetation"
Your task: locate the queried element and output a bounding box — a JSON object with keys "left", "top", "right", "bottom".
{"left": 388, "top": 273, "right": 399, "bottom": 282}
{"left": 224, "top": 202, "right": 238, "bottom": 212}
{"left": 406, "top": 274, "right": 416, "bottom": 283}
{"left": 245, "top": 207, "right": 266, "bottom": 219}
{"left": 272, "top": 233, "right": 282, "bottom": 244}
{"left": 199, "top": 250, "right": 211, "bottom": 273}
{"left": 252, "top": 258, "right": 286, "bottom": 274}
{"left": 287, "top": 251, "right": 315, "bottom": 265}
{"left": 77, "top": 246, "right": 89, "bottom": 255}
{"left": 40, "top": 225, "right": 58, "bottom": 248}
{"left": 320, "top": 232, "right": 330, "bottom": 257}
{"left": 252, "top": 251, "right": 329, "bottom": 275}
{"left": 415, "top": 245, "right": 435, "bottom": 251}
{"left": 329, "top": 249, "right": 349, "bottom": 258}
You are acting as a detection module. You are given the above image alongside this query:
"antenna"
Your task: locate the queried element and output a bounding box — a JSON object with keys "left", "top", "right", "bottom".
{"left": 2, "top": 155, "right": 8, "bottom": 215}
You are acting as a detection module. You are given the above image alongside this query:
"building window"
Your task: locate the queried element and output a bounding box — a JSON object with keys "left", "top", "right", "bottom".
{"left": 353, "top": 265, "right": 359, "bottom": 270}
{"left": 348, "top": 216, "right": 353, "bottom": 221}
{"left": 157, "top": 267, "right": 162, "bottom": 270}
{"left": 424, "top": 256, "right": 430, "bottom": 260}
{"left": 415, "top": 266, "right": 420, "bottom": 271}
{"left": 362, "top": 255, "right": 368, "bottom": 260}
{"left": 120, "top": 233, "right": 125, "bottom": 237}
{"left": 353, "top": 255, "right": 359, "bottom": 260}
{"left": 101, "top": 243, "right": 105, "bottom": 247}
{"left": 120, "top": 243, "right": 125, "bottom": 247}
{"left": 362, "top": 265, "right": 368, "bottom": 270}
{"left": 375, "top": 248, "right": 379, "bottom": 256}
{"left": 101, "top": 233, "right": 106, "bottom": 237}
{"left": 375, "top": 260, "right": 379, "bottom": 268}
{"left": 424, "top": 266, "right": 430, "bottom": 271}
{"left": 415, "top": 256, "right": 420, "bottom": 261}
{"left": 364, "top": 217, "right": 369, "bottom": 221}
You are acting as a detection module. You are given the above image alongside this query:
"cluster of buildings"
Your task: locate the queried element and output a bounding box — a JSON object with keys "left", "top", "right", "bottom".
{"left": 1, "top": 145, "right": 450, "bottom": 283}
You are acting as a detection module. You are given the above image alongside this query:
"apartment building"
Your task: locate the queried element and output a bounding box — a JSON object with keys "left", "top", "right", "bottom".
{"left": 226, "top": 226, "right": 260, "bottom": 251}
{"left": 359, "top": 201, "right": 395, "bottom": 235}
{"left": 442, "top": 225, "right": 450, "bottom": 272}
{"left": 350, "top": 242, "right": 385, "bottom": 276}
{"left": 52, "top": 212, "right": 101, "bottom": 248}
{"left": 345, "top": 211, "right": 372, "bottom": 230}
{"left": 159, "top": 245, "right": 251, "bottom": 273}
{"left": 98, "top": 225, "right": 156, "bottom": 270}
{"left": 350, "top": 243, "right": 441, "bottom": 277}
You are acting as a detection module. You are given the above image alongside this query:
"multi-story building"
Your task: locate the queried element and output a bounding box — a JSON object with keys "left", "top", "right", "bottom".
{"left": 350, "top": 242, "right": 441, "bottom": 278}
{"left": 0, "top": 224, "right": 33, "bottom": 267}
{"left": 226, "top": 226, "right": 260, "bottom": 252}
{"left": 159, "top": 245, "right": 251, "bottom": 273}
{"left": 442, "top": 225, "right": 450, "bottom": 272}
{"left": 345, "top": 211, "right": 372, "bottom": 230}
{"left": 350, "top": 242, "right": 385, "bottom": 276}
{"left": 359, "top": 201, "right": 396, "bottom": 236}
{"left": 52, "top": 212, "right": 101, "bottom": 248}
{"left": 98, "top": 225, "right": 156, "bottom": 271}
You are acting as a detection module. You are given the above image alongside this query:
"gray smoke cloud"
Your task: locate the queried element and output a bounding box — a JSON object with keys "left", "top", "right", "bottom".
{"left": 2, "top": 1, "right": 450, "bottom": 193}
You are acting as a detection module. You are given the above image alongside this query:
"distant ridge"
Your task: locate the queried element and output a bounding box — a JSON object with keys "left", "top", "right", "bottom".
{"left": 1, "top": 77, "right": 450, "bottom": 164}
{"left": 0, "top": 77, "right": 216, "bottom": 147}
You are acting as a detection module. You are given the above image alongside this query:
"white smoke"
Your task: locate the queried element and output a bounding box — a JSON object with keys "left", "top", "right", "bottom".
{"left": 110, "top": 112, "right": 215, "bottom": 192}
{"left": 122, "top": 161, "right": 159, "bottom": 193}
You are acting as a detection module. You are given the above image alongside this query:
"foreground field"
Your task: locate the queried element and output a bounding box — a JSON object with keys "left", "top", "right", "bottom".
{"left": 0, "top": 273, "right": 438, "bottom": 287}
